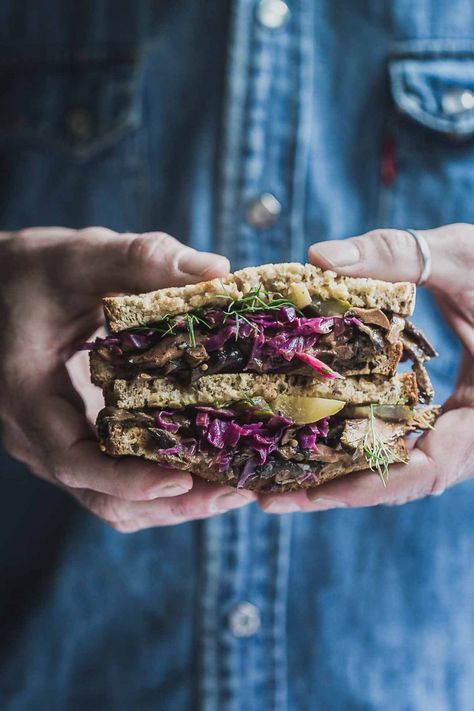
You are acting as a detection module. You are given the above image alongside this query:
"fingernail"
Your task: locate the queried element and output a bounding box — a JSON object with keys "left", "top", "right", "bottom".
{"left": 211, "top": 491, "right": 254, "bottom": 513}
{"left": 264, "top": 500, "right": 300, "bottom": 514}
{"left": 309, "top": 240, "right": 360, "bottom": 268}
{"left": 306, "top": 494, "right": 348, "bottom": 509}
{"left": 151, "top": 483, "right": 190, "bottom": 498}
{"left": 179, "top": 250, "right": 230, "bottom": 276}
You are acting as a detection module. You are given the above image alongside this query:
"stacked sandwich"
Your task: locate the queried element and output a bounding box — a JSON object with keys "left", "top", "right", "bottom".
{"left": 89, "top": 263, "right": 439, "bottom": 492}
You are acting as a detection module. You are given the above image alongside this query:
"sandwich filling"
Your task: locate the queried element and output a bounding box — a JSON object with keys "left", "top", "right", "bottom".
{"left": 98, "top": 399, "right": 438, "bottom": 492}
{"left": 87, "top": 289, "right": 436, "bottom": 400}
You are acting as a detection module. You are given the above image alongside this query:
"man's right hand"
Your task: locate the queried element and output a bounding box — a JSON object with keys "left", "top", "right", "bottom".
{"left": 0, "top": 227, "right": 255, "bottom": 532}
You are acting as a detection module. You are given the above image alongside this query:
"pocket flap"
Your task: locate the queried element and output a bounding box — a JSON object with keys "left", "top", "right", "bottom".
{"left": 0, "top": 56, "right": 141, "bottom": 159}
{"left": 389, "top": 55, "right": 474, "bottom": 136}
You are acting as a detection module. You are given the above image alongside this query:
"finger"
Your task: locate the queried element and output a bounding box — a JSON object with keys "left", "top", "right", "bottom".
{"left": 59, "top": 227, "right": 231, "bottom": 295}
{"left": 308, "top": 223, "right": 474, "bottom": 293}
{"left": 73, "top": 478, "right": 256, "bottom": 532}
{"left": 33, "top": 387, "right": 194, "bottom": 500}
{"left": 260, "top": 407, "right": 474, "bottom": 512}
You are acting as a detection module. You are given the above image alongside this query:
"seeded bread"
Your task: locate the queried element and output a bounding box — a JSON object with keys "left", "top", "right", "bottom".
{"left": 102, "top": 371, "right": 419, "bottom": 410}
{"left": 103, "top": 262, "right": 416, "bottom": 331}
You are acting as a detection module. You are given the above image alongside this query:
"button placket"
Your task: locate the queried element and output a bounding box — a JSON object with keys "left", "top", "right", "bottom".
{"left": 217, "top": 0, "right": 307, "bottom": 267}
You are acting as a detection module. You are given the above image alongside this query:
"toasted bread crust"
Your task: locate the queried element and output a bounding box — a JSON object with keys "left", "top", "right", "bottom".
{"left": 103, "top": 262, "right": 416, "bottom": 331}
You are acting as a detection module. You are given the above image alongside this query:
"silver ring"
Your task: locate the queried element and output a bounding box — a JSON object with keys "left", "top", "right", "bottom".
{"left": 404, "top": 229, "right": 431, "bottom": 285}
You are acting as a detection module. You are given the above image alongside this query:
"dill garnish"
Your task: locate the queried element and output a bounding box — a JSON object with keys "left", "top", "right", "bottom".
{"left": 362, "top": 405, "right": 406, "bottom": 486}
{"left": 184, "top": 312, "right": 209, "bottom": 347}
{"left": 220, "top": 285, "right": 299, "bottom": 319}
{"left": 127, "top": 286, "right": 300, "bottom": 345}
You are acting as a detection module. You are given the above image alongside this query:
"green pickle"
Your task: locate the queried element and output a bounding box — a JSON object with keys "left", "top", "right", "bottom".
{"left": 269, "top": 395, "right": 345, "bottom": 425}
{"left": 310, "top": 296, "right": 352, "bottom": 316}
{"left": 341, "top": 404, "right": 413, "bottom": 422}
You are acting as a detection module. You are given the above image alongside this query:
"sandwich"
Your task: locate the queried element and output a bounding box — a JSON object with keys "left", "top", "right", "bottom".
{"left": 88, "top": 263, "right": 439, "bottom": 493}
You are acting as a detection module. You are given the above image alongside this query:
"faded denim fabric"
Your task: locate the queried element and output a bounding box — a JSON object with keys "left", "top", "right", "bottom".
{"left": 0, "top": 1, "right": 473, "bottom": 710}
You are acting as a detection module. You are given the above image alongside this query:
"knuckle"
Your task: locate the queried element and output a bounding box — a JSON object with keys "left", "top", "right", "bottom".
{"left": 53, "top": 466, "right": 78, "bottom": 488}
{"left": 107, "top": 519, "right": 139, "bottom": 534}
{"left": 0, "top": 425, "right": 22, "bottom": 461}
{"left": 14, "top": 228, "right": 36, "bottom": 244}
{"left": 126, "top": 233, "right": 166, "bottom": 266}
{"left": 2, "top": 436, "right": 23, "bottom": 463}
{"left": 168, "top": 495, "right": 199, "bottom": 519}
{"left": 79, "top": 226, "right": 116, "bottom": 241}
{"left": 82, "top": 491, "right": 126, "bottom": 526}
{"left": 427, "top": 470, "right": 448, "bottom": 497}
{"left": 127, "top": 233, "right": 180, "bottom": 272}
{"left": 374, "top": 229, "right": 410, "bottom": 262}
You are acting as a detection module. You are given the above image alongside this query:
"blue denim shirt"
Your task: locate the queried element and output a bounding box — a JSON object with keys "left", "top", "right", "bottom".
{"left": 1, "top": 2, "right": 473, "bottom": 709}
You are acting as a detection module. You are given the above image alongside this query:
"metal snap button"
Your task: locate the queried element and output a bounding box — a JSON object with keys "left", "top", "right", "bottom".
{"left": 246, "top": 193, "right": 282, "bottom": 229}
{"left": 65, "top": 107, "right": 93, "bottom": 141}
{"left": 228, "top": 602, "right": 261, "bottom": 638}
{"left": 256, "top": 0, "right": 291, "bottom": 30}
{"left": 441, "top": 88, "right": 474, "bottom": 116}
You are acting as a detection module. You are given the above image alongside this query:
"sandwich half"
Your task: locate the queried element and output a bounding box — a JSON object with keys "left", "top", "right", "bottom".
{"left": 89, "top": 262, "right": 439, "bottom": 492}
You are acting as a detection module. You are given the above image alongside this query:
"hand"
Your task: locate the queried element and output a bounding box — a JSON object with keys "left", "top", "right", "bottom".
{"left": 259, "top": 223, "right": 474, "bottom": 513}
{"left": 0, "top": 227, "right": 255, "bottom": 532}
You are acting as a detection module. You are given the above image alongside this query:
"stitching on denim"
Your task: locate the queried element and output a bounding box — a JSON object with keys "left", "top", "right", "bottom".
{"left": 216, "top": 1, "right": 254, "bottom": 261}
{"left": 289, "top": 0, "right": 315, "bottom": 262}
{"left": 0, "top": 118, "right": 141, "bottom": 162}
{"left": 0, "top": 46, "right": 143, "bottom": 68}
{"left": 272, "top": 515, "right": 292, "bottom": 711}
{"left": 391, "top": 39, "right": 474, "bottom": 58}
{"left": 200, "top": 515, "right": 223, "bottom": 711}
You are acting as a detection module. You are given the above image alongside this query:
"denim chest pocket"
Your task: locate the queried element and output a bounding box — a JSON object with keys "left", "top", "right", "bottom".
{"left": 389, "top": 48, "right": 474, "bottom": 139}
{"left": 383, "top": 40, "right": 474, "bottom": 229}
{"left": 0, "top": 55, "right": 142, "bottom": 161}
{"left": 381, "top": 41, "right": 472, "bottom": 386}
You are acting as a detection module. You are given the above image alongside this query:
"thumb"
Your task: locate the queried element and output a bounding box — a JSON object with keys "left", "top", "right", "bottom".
{"left": 65, "top": 228, "right": 230, "bottom": 295}
{"left": 308, "top": 224, "right": 474, "bottom": 293}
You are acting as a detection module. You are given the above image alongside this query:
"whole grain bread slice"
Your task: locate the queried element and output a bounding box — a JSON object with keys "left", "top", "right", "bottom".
{"left": 103, "top": 262, "right": 416, "bottom": 331}
{"left": 103, "top": 371, "right": 419, "bottom": 410}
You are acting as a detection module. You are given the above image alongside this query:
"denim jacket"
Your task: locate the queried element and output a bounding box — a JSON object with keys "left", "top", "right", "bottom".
{"left": 0, "top": 2, "right": 473, "bottom": 710}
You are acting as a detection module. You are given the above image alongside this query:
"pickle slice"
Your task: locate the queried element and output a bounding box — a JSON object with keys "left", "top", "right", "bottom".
{"left": 310, "top": 297, "right": 352, "bottom": 316}
{"left": 230, "top": 397, "right": 274, "bottom": 418}
{"left": 270, "top": 395, "right": 346, "bottom": 424}
{"left": 288, "top": 282, "right": 312, "bottom": 308}
{"left": 341, "top": 404, "right": 413, "bottom": 422}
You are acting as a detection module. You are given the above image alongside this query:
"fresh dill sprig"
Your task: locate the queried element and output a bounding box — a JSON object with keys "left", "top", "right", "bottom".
{"left": 362, "top": 405, "right": 406, "bottom": 487}
{"left": 128, "top": 285, "right": 299, "bottom": 346}
{"left": 242, "top": 391, "right": 257, "bottom": 407}
{"left": 184, "top": 312, "right": 210, "bottom": 347}
{"left": 220, "top": 285, "right": 299, "bottom": 318}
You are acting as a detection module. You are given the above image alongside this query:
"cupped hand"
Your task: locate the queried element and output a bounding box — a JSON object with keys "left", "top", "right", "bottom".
{"left": 0, "top": 227, "right": 255, "bottom": 531}
{"left": 260, "top": 224, "right": 474, "bottom": 514}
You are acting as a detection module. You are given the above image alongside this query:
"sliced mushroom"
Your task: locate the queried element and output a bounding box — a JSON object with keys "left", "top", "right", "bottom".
{"left": 184, "top": 344, "right": 209, "bottom": 367}
{"left": 386, "top": 316, "right": 405, "bottom": 345}
{"left": 404, "top": 320, "right": 438, "bottom": 359}
{"left": 411, "top": 361, "right": 434, "bottom": 404}
{"left": 347, "top": 307, "right": 391, "bottom": 330}
{"left": 128, "top": 334, "right": 189, "bottom": 367}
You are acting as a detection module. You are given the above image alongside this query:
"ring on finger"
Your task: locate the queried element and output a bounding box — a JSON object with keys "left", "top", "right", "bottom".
{"left": 404, "top": 228, "right": 432, "bottom": 285}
